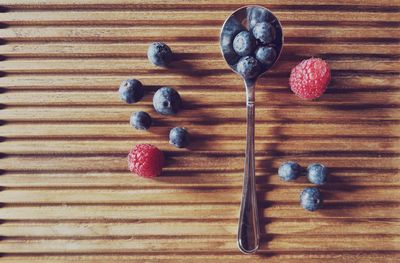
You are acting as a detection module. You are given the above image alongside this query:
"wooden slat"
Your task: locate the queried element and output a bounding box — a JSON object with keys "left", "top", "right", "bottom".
{"left": 2, "top": 138, "right": 398, "bottom": 155}
{"left": 0, "top": 236, "right": 398, "bottom": 253}
{"left": 2, "top": 0, "right": 399, "bottom": 8}
{"left": 1, "top": 75, "right": 397, "bottom": 90}
{"left": 1, "top": 186, "right": 399, "bottom": 204}
{"left": 1, "top": 169, "right": 399, "bottom": 188}
{"left": 0, "top": 11, "right": 399, "bottom": 25}
{"left": 1, "top": 107, "right": 399, "bottom": 122}
{"left": 1, "top": 204, "right": 399, "bottom": 220}
{"left": 2, "top": 91, "right": 400, "bottom": 106}
{"left": 0, "top": 155, "right": 399, "bottom": 174}
{"left": 2, "top": 219, "right": 399, "bottom": 237}
{"left": 1, "top": 43, "right": 399, "bottom": 57}
{"left": 1, "top": 123, "right": 399, "bottom": 140}
{"left": 2, "top": 26, "right": 399, "bottom": 42}
{"left": 0, "top": 59, "right": 398, "bottom": 74}
{"left": 1, "top": 254, "right": 399, "bottom": 263}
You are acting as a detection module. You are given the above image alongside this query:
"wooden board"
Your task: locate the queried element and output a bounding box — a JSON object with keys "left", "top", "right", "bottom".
{"left": 0, "top": 0, "right": 399, "bottom": 262}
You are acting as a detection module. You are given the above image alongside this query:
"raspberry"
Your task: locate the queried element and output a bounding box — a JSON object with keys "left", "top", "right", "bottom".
{"left": 289, "top": 58, "right": 331, "bottom": 99}
{"left": 128, "top": 144, "right": 164, "bottom": 178}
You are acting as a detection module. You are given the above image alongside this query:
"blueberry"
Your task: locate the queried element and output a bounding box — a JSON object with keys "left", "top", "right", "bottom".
{"left": 130, "top": 111, "right": 152, "bottom": 130}
{"left": 236, "top": 56, "right": 260, "bottom": 79}
{"left": 220, "top": 16, "right": 246, "bottom": 65}
{"left": 118, "top": 79, "right": 144, "bottom": 104}
{"left": 252, "top": 22, "right": 276, "bottom": 44}
{"left": 255, "top": 46, "right": 277, "bottom": 66}
{"left": 169, "top": 127, "right": 189, "bottom": 148}
{"left": 307, "top": 163, "right": 328, "bottom": 185}
{"left": 247, "top": 6, "right": 272, "bottom": 29}
{"left": 147, "top": 42, "right": 173, "bottom": 67}
{"left": 233, "top": 31, "right": 256, "bottom": 57}
{"left": 153, "top": 87, "right": 182, "bottom": 115}
{"left": 278, "top": 161, "right": 302, "bottom": 181}
{"left": 300, "top": 187, "right": 322, "bottom": 212}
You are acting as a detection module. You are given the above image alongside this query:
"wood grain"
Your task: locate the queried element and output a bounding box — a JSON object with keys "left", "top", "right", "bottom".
{"left": 0, "top": 0, "right": 399, "bottom": 262}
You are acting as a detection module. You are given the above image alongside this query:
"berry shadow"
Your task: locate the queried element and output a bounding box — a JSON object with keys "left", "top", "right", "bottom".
{"left": 150, "top": 118, "right": 170, "bottom": 128}
{"left": 0, "top": 5, "right": 9, "bottom": 12}
{"left": 316, "top": 167, "right": 396, "bottom": 218}
{"left": 257, "top": 101, "right": 285, "bottom": 251}
{"left": 168, "top": 58, "right": 228, "bottom": 77}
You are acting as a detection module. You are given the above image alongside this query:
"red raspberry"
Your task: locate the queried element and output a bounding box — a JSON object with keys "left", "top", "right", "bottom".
{"left": 128, "top": 144, "right": 164, "bottom": 178}
{"left": 289, "top": 58, "right": 331, "bottom": 99}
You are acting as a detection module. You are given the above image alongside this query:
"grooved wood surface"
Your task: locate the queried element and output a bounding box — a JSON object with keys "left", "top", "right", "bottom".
{"left": 0, "top": 0, "right": 399, "bottom": 262}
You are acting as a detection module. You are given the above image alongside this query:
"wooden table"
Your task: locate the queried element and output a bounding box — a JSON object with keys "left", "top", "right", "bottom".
{"left": 0, "top": 0, "right": 399, "bottom": 262}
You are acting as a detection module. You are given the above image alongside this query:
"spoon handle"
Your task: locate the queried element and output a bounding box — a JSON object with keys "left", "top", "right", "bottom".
{"left": 237, "top": 80, "right": 260, "bottom": 254}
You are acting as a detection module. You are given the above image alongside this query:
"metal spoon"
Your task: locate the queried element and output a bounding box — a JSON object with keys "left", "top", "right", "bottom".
{"left": 219, "top": 5, "right": 284, "bottom": 254}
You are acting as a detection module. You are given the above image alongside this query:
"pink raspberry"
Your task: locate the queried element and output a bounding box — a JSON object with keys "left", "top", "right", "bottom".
{"left": 289, "top": 58, "right": 331, "bottom": 99}
{"left": 128, "top": 144, "right": 164, "bottom": 178}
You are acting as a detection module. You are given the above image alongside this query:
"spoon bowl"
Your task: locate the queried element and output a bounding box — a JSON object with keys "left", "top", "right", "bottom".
{"left": 219, "top": 5, "right": 284, "bottom": 254}
{"left": 220, "top": 5, "right": 284, "bottom": 80}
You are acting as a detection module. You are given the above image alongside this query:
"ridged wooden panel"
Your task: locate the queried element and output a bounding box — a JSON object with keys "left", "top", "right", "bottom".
{"left": 0, "top": 0, "right": 399, "bottom": 262}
